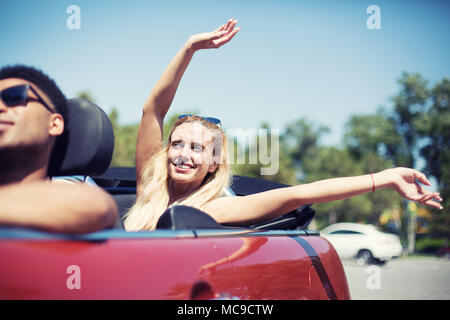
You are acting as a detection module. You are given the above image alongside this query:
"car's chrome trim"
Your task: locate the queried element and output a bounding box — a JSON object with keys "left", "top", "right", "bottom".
{"left": 81, "top": 229, "right": 196, "bottom": 240}
{"left": 0, "top": 227, "right": 195, "bottom": 241}
{"left": 248, "top": 230, "right": 320, "bottom": 237}
{"left": 193, "top": 228, "right": 259, "bottom": 238}
{"left": 194, "top": 229, "right": 320, "bottom": 238}
{"left": 0, "top": 227, "right": 320, "bottom": 241}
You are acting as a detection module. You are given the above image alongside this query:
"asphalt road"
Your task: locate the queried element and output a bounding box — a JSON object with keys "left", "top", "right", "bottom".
{"left": 342, "top": 256, "right": 450, "bottom": 300}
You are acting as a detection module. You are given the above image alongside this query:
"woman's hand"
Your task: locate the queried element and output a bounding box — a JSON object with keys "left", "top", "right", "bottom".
{"left": 383, "top": 167, "right": 443, "bottom": 209}
{"left": 186, "top": 18, "right": 240, "bottom": 51}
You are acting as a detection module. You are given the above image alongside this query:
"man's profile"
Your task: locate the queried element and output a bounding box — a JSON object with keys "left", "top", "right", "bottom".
{"left": 0, "top": 65, "right": 118, "bottom": 233}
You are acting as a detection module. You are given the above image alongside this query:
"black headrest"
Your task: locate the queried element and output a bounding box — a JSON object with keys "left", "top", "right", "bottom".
{"left": 156, "top": 205, "right": 222, "bottom": 230}
{"left": 48, "top": 98, "right": 115, "bottom": 176}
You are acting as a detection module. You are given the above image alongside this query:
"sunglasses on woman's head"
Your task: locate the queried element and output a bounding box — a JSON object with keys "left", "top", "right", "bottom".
{"left": 0, "top": 84, "right": 55, "bottom": 113}
{"left": 178, "top": 114, "right": 221, "bottom": 126}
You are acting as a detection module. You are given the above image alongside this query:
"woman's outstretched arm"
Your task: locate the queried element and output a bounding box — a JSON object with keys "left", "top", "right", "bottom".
{"left": 136, "top": 19, "right": 240, "bottom": 194}
{"left": 204, "top": 167, "right": 443, "bottom": 225}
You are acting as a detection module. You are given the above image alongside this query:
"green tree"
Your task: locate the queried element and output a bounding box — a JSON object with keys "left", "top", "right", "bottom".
{"left": 344, "top": 109, "right": 404, "bottom": 166}
{"left": 414, "top": 78, "right": 450, "bottom": 236}
{"left": 343, "top": 112, "right": 404, "bottom": 229}
{"left": 302, "top": 146, "right": 386, "bottom": 228}
{"left": 76, "top": 90, "right": 96, "bottom": 102}
{"left": 389, "top": 74, "right": 450, "bottom": 238}
{"left": 283, "top": 118, "right": 330, "bottom": 180}
{"left": 230, "top": 122, "right": 297, "bottom": 185}
{"left": 391, "top": 72, "right": 430, "bottom": 168}
{"left": 415, "top": 78, "right": 450, "bottom": 187}
{"left": 108, "top": 108, "right": 139, "bottom": 167}
{"left": 344, "top": 73, "right": 450, "bottom": 242}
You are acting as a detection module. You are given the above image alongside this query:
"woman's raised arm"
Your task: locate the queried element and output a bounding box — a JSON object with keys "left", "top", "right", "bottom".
{"left": 136, "top": 19, "right": 240, "bottom": 194}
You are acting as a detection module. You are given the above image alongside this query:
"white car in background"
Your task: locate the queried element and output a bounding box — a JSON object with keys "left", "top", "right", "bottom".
{"left": 320, "top": 223, "right": 403, "bottom": 265}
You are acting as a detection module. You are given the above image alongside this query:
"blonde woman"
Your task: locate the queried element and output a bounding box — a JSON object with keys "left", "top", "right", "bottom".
{"left": 124, "top": 19, "right": 443, "bottom": 231}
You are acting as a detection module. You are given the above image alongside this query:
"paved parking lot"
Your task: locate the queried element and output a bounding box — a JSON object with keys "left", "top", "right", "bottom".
{"left": 342, "top": 256, "right": 450, "bottom": 300}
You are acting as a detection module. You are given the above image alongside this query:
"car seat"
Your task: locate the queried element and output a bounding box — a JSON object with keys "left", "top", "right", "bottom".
{"left": 48, "top": 98, "right": 114, "bottom": 177}
{"left": 48, "top": 98, "right": 119, "bottom": 227}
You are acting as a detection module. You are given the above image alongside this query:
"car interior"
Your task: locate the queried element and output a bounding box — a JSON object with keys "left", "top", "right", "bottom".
{"left": 49, "top": 98, "right": 315, "bottom": 232}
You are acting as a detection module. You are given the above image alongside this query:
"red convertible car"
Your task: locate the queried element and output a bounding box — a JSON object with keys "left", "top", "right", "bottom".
{"left": 0, "top": 99, "right": 350, "bottom": 300}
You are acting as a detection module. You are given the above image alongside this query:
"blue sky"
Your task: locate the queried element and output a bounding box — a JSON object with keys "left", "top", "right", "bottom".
{"left": 1, "top": 0, "right": 449, "bottom": 146}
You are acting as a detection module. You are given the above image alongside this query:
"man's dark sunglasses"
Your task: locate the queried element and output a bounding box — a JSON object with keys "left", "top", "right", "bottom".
{"left": 0, "top": 84, "right": 55, "bottom": 113}
{"left": 178, "top": 114, "right": 221, "bottom": 126}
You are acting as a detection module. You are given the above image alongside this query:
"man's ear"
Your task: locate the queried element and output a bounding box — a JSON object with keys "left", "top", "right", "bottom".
{"left": 48, "top": 113, "right": 64, "bottom": 137}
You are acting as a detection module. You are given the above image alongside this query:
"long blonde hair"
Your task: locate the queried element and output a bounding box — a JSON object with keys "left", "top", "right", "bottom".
{"left": 124, "top": 116, "right": 232, "bottom": 230}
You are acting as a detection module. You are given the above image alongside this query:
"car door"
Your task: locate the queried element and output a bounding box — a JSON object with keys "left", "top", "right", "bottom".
{"left": 0, "top": 227, "right": 243, "bottom": 299}
{"left": 196, "top": 229, "right": 350, "bottom": 300}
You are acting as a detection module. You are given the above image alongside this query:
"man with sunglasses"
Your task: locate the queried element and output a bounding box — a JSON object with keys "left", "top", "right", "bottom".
{"left": 0, "top": 65, "right": 118, "bottom": 234}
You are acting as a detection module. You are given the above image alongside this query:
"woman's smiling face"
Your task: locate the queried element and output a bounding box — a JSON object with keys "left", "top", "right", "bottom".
{"left": 167, "top": 122, "right": 219, "bottom": 186}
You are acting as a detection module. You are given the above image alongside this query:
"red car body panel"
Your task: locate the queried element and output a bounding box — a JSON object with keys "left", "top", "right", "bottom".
{"left": 0, "top": 229, "right": 350, "bottom": 300}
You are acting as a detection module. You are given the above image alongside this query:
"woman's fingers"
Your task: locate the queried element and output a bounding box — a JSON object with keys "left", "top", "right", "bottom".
{"left": 414, "top": 181, "right": 425, "bottom": 196}
{"left": 213, "top": 27, "right": 240, "bottom": 47}
{"left": 224, "top": 18, "right": 234, "bottom": 32}
{"left": 414, "top": 183, "right": 441, "bottom": 203}
{"left": 418, "top": 192, "right": 436, "bottom": 203}
{"left": 191, "top": 21, "right": 240, "bottom": 50}
{"left": 414, "top": 170, "right": 431, "bottom": 186}
{"left": 228, "top": 19, "right": 238, "bottom": 32}
{"left": 219, "top": 18, "right": 238, "bottom": 34}
{"left": 209, "top": 30, "right": 228, "bottom": 40}
{"left": 215, "top": 21, "right": 228, "bottom": 32}
{"left": 417, "top": 191, "right": 444, "bottom": 209}
{"left": 424, "top": 198, "right": 444, "bottom": 210}
{"left": 204, "top": 19, "right": 240, "bottom": 48}
{"left": 392, "top": 168, "right": 443, "bottom": 210}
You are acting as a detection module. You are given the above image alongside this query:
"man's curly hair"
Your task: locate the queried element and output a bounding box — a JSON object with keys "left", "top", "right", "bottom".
{"left": 0, "top": 65, "right": 67, "bottom": 120}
